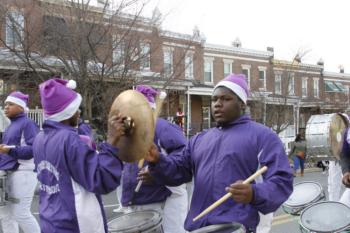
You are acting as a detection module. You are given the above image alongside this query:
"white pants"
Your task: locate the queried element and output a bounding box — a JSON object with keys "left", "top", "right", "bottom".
{"left": 328, "top": 161, "right": 343, "bottom": 201}
{"left": 163, "top": 185, "right": 188, "bottom": 233}
{"left": 340, "top": 188, "right": 350, "bottom": 207}
{"left": 1, "top": 170, "right": 40, "bottom": 233}
{"left": 256, "top": 212, "right": 273, "bottom": 233}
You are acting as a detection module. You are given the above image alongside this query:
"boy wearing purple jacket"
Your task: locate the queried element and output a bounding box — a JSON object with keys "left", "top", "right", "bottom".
{"left": 33, "top": 78, "right": 125, "bottom": 233}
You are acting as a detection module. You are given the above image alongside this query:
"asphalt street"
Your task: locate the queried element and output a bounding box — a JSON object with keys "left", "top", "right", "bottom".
{"left": 0, "top": 168, "right": 335, "bottom": 233}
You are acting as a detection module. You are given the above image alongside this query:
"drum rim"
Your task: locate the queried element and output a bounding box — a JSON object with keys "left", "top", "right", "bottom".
{"left": 107, "top": 210, "right": 162, "bottom": 232}
{"left": 283, "top": 181, "right": 324, "bottom": 207}
{"left": 299, "top": 201, "right": 350, "bottom": 232}
{"left": 189, "top": 223, "right": 245, "bottom": 233}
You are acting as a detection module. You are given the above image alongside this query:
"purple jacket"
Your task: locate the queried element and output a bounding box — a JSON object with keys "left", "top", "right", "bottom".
{"left": 33, "top": 120, "right": 123, "bottom": 233}
{"left": 78, "top": 119, "right": 93, "bottom": 138}
{"left": 0, "top": 112, "right": 39, "bottom": 170}
{"left": 149, "top": 115, "right": 293, "bottom": 232}
{"left": 121, "top": 118, "right": 186, "bottom": 206}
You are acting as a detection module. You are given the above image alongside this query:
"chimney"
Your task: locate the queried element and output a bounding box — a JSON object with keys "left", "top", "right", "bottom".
{"left": 317, "top": 58, "right": 324, "bottom": 66}
{"left": 232, "top": 37, "right": 242, "bottom": 48}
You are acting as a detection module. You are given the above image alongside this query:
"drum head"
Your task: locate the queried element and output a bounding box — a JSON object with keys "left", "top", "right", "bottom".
{"left": 190, "top": 223, "right": 245, "bottom": 233}
{"left": 300, "top": 201, "right": 350, "bottom": 232}
{"left": 108, "top": 210, "right": 161, "bottom": 233}
{"left": 284, "top": 182, "right": 323, "bottom": 207}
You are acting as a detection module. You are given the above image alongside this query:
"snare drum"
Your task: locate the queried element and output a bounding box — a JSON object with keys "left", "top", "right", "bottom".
{"left": 190, "top": 223, "right": 246, "bottom": 233}
{"left": 282, "top": 182, "right": 325, "bottom": 215}
{"left": 306, "top": 113, "right": 348, "bottom": 161}
{"left": 299, "top": 201, "right": 350, "bottom": 233}
{"left": 108, "top": 210, "right": 163, "bottom": 233}
{"left": 0, "top": 171, "right": 7, "bottom": 206}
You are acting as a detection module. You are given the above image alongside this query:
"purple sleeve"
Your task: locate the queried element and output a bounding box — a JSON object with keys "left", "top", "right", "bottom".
{"left": 251, "top": 132, "right": 294, "bottom": 214}
{"left": 9, "top": 120, "right": 39, "bottom": 160}
{"left": 65, "top": 134, "right": 123, "bottom": 194}
{"left": 149, "top": 135, "right": 194, "bottom": 186}
{"left": 158, "top": 122, "right": 187, "bottom": 158}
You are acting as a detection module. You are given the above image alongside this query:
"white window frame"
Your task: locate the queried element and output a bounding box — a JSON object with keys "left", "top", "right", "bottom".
{"left": 112, "top": 35, "right": 124, "bottom": 64}
{"left": 185, "top": 52, "right": 194, "bottom": 79}
{"left": 274, "top": 72, "right": 282, "bottom": 95}
{"left": 313, "top": 78, "right": 319, "bottom": 98}
{"left": 204, "top": 57, "right": 214, "bottom": 84}
{"left": 288, "top": 73, "right": 295, "bottom": 95}
{"left": 223, "top": 59, "right": 233, "bottom": 78}
{"left": 163, "top": 47, "right": 174, "bottom": 78}
{"left": 258, "top": 66, "right": 267, "bottom": 90}
{"left": 6, "top": 11, "right": 24, "bottom": 48}
{"left": 302, "top": 77, "right": 308, "bottom": 98}
{"left": 140, "top": 42, "right": 151, "bottom": 70}
{"left": 241, "top": 64, "right": 251, "bottom": 88}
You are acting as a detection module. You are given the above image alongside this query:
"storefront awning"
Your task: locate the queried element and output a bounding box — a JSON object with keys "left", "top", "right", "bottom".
{"left": 325, "top": 81, "right": 341, "bottom": 92}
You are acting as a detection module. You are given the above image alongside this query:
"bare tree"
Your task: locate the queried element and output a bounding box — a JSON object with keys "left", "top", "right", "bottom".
{"left": 0, "top": 0, "right": 200, "bottom": 135}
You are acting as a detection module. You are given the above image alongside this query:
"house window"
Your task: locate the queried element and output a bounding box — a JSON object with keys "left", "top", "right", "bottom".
{"left": 112, "top": 36, "right": 124, "bottom": 64}
{"left": 258, "top": 66, "right": 267, "bottom": 90}
{"left": 314, "top": 78, "right": 320, "bottom": 98}
{"left": 275, "top": 73, "right": 282, "bottom": 94}
{"left": 163, "top": 48, "right": 173, "bottom": 77}
{"left": 223, "top": 59, "right": 232, "bottom": 78}
{"left": 204, "top": 58, "right": 214, "bottom": 83}
{"left": 302, "top": 77, "right": 308, "bottom": 97}
{"left": 140, "top": 42, "right": 151, "bottom": 70}
{"left": 185, "top": 53, "right": 194, "bottom": 79}
{"left": 241, "top": 64, "right": 251, "bottom": 88}
{"left": 288, "top": 73, "right": 295, "bottom": 95}
{"left": 6, "top": 11, "right": 24, "bottom": 48}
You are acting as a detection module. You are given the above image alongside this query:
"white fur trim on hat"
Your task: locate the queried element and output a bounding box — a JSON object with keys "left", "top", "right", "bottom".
{"left": 45, "top": 94, "right": 82, "bottom": 122}
{"left": 66, "top": 80, "right": 77, "bottom": 90}
{"left": 214, "top": 80, "right": 247, "bottom": 104}
{"left": 5, "top": 96, "right": 29, "bottom": 112}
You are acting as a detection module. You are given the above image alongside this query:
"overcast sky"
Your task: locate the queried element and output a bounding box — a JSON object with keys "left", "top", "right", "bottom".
{"left": 142, "top": 0, "right": 350, "bottom": 73}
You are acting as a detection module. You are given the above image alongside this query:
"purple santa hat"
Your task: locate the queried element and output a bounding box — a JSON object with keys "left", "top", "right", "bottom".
{"left": 39, "top": 78, "right": 82, "bottom": 122}
{"left": 214, "top": 73, "right": 249, "bottom": 104}
{"left": 135, "top": 85, "right": 158, "bottom": 109}
{"left": 5, "top": 91, "right": 29, "bottom": 112}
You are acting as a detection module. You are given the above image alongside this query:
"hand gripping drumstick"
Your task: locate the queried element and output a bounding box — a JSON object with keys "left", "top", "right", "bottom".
{"left": 193, "top": 166, "right": 268, "bottom": 222}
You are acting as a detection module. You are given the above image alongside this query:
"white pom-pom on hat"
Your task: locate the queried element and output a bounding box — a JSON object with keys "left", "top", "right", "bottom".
{"left": 66, "top": 80, "right": 77, "bottom": 90}
{"left": 159, "top": 91, "right": 167, "bottom": 100}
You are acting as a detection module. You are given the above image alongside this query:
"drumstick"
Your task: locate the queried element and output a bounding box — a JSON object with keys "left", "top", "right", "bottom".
{"left": 135, "top": 91, "right": 167, "bottom": 193}
{"left": 134, "top": 159, "right": 145, "bottom": 192}
{"left": 193, "top": 166, "right": 268, "bottom": 222}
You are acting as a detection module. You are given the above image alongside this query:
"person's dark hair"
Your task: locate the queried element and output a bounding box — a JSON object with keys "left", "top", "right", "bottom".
{"left": 295, "top": 133, "right": 302, "bottom": 142}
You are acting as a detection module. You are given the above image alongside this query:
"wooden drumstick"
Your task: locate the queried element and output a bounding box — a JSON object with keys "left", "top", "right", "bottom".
{"left": 193, "top": 166, "right": 268, "bottom": 222}
{"left": 135, "top": 159, "right": 145, "bottom": 192}
{"left": 135, "top": 91, "right": 167, "bottom": 193}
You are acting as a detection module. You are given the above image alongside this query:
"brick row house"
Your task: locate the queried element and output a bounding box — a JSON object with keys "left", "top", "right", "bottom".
{"left": 1, "top": 0, "right": 350, "bottom": 139}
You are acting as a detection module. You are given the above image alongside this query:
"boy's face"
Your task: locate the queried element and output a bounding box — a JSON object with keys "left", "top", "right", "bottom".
{"left": 4, "top": 102, "right": 23, "bottom": 118}
{"left": 211, "top": 87, "right": 245, "bottom": 125}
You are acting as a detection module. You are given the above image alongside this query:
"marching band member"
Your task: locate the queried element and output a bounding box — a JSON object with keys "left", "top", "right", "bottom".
{"left": 120, "top": 85, "right": 188, "bottom": 233}
{"left": 32, "top": 78, "right": 125, "bottom": 233}
{"left": 142, "top": 74, "right": 293, "bottom": 232}
{"left": 0, "top": 91, "right": 40, "bottom": 233}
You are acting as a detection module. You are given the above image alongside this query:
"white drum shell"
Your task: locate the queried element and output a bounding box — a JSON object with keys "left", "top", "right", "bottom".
{"left": 299, "top": 201, "right": 350, "bottom": 233}
{"left": 306, "top": 113, "right": 347, "bottom": 161}
{"left": 282, "top": 182, "right": 325, "bottom": 215}
{"left": 108, "top": 210, "right": 163, "bottom": 233}
{"left": 190, "top": 223, "right": 246, "bottom": 233}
